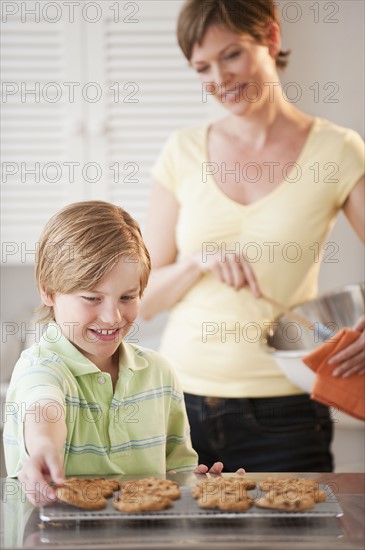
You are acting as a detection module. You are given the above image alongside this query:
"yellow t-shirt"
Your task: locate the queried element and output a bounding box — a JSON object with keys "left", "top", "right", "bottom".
{"left": 151, "top": 118, "right": 364, "bottom": 398}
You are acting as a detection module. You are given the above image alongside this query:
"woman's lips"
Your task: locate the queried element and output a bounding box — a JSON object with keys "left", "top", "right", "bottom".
{"left": 220, "top": 83, "right": 247, "bottom": 102}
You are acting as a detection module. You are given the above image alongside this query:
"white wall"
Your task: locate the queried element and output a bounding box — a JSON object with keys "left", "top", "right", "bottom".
{"left": 278, "top": 0, "right": 364, "bottom": 292}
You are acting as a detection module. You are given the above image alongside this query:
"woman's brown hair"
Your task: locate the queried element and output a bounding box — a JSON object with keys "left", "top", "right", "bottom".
{"left": 177, "top": 0, "right": 290, "bottom": 68}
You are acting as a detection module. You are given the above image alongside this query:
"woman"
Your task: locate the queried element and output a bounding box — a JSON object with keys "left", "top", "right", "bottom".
{"left": 140, "top": 0, "right": 364, "bottom": 472}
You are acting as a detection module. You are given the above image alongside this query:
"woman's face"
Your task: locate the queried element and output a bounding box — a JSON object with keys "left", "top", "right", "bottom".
{"left": 190, "top": 25, "right": 279, "bottom": 116}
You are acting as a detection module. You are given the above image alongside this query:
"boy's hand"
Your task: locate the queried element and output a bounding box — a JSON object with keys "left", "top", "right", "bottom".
{"left": 17, "top": 448, "right": 65, "bottom": 507}
{"left": 194, "top": 462, "right": 245, "bottom": 475}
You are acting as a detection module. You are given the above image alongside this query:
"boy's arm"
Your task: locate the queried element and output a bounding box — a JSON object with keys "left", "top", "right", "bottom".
{"left": 18, "top": 399, "right": 67, "bottom": 507}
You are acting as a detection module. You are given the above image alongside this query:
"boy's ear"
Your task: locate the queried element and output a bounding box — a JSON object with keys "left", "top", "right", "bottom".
{"left": 266, "top": 21, "right": 281, "bottom": 59}
{"left": 39, "top": 285, "right": 54, "bottom": 306}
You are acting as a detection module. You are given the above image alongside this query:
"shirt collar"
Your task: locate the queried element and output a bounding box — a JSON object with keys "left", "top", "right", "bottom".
{"left": 119, "top": 339, "right": 149, "bottom": 372}
{"left": 40, "top": 322, "right": 148, "bottom": 377}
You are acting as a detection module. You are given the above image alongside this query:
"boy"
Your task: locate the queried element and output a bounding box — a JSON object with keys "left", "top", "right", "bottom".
{"left": 4, "top": 201, "right": 235, "bottom": 507}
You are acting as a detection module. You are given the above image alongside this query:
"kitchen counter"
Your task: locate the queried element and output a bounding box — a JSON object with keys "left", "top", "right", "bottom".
{"left": 1, "top": 473, "right": 364, "bottom": 549}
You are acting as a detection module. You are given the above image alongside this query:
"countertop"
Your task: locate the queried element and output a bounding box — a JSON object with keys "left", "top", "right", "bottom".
{"left": 1, "top": 472, "right": 364, "bottom": 549}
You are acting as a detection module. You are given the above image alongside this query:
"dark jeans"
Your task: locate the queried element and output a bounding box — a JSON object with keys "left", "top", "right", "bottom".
{"left": 184, "top": 393, "right": 334, "bottom": 472}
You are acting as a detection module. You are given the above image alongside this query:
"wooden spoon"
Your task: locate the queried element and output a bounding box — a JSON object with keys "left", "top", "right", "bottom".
{"left": 261, "top": 293, "right": 333, "bottom": 340}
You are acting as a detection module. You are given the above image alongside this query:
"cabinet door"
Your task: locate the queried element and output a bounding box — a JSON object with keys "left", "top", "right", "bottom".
{"left": 84, "top": 0, "right": 222, "bottom": 227}
{"left": 1, "top": 3, "right": 85, "bottom": 265}
{"left": 1, "top": 0, "right": 222, "bottom": 266}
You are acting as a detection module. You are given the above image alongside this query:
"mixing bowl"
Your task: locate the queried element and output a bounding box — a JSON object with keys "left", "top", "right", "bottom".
{"left": 263, "top": 283, "right": 365, "bottom": 392}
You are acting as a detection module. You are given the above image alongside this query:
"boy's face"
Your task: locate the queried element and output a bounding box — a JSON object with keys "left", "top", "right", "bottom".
{"left": 41, "top": 257, "right": 141, "bottom": 371}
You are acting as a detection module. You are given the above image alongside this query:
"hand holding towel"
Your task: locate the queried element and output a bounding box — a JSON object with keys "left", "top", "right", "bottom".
{"left": 303, "top": 328, "right": 364, "bottom": 421}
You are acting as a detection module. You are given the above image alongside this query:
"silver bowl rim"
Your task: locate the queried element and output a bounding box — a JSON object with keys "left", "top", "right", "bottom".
{"left": 262, "top": 281, "right": 364, "bottom": 355}
{"left": 290, "top": 281, "right": 364, "bottom": 314}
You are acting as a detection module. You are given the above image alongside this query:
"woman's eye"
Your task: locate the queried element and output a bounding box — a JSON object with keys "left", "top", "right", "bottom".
{"left": 225, "top": 51, "right": 240, "bottom": 60}
{"left": 121, "top": 296, "right": 135, "bottom": 301}
{"left": 195, "top": 51, "right": 240, "bottom": 74}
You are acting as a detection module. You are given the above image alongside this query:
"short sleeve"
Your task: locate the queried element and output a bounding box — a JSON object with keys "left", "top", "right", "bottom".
{"left": 336, "top": 129, "right": 364, "bottom": 207}
{"left": 13, "top": 361, "right": 65, "bottom": 411}
{"left": 150, "top": 130, "right": 181, "bottom": 194}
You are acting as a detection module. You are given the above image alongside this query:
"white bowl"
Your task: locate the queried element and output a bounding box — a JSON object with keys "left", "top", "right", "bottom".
{"left": 263, "top": 283, "right": 364, "bottom": 393}
{"left": 271, "top": 350, "right": 316, "bottom": 393}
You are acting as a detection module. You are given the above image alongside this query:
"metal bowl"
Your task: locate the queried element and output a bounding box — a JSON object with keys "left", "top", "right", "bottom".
{"left": 263, "top": 283, "right": 365, "bottom": 392}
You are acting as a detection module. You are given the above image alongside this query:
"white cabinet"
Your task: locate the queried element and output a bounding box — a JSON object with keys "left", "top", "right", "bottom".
{"left": 1, "top": 0, "right": 221, "bottom": 264}
{"left": 1, "top": 15, "right": 85, "bottom": 259}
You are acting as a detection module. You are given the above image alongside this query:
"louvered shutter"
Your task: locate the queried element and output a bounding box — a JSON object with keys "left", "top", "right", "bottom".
{"left": 1, "top": 0, "right": 223, "bottom": 265}
{"left": 1, "top": 6, "right": 85, "bottom": 264}
{"left": 86, "top": 0, "right": 223, "bottom": 228}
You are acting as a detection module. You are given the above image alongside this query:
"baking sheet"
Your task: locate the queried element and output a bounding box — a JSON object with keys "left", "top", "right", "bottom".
{"left": 40, "top": 485, "right": 343, "bottom": 522}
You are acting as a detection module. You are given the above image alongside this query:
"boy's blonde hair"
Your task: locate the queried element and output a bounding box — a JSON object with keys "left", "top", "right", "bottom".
{"left": 35, "top": 201, "right": 151, "bottom": 322}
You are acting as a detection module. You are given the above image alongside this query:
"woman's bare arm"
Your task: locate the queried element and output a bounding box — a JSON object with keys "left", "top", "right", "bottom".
{"left": 140, "top": 183, "right": 204, "bottom": 320}
{"left": 342, "top": 175, "right": 365, "bottom": 242}
{"left": 329, "top": 175, "right": 365, "bottom": 376}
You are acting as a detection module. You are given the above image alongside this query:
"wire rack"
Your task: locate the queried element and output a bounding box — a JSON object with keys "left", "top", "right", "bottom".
{"left": 40, "top": 485, "right": 343, "bottom": 522}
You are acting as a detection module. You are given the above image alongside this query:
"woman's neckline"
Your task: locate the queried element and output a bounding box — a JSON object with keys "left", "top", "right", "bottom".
{"left": 203, "top": 116, "right": 319, "bottom": 209}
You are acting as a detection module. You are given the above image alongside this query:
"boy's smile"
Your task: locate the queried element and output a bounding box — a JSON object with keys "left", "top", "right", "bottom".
{"left": 41, "top": 257, "right": 142, "bottom": 372}
{"left": 89, "top": 327, "right": 122, "bottom": 341}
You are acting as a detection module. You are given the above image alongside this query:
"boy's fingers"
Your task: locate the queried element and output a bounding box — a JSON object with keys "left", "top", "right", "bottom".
{"left": 208, "top": 461, "right": 224, "bottom": 474}
{"left": 194, "top": 462, "right": 224, "bottom": 475}
{"left": 49, "top": 465, "right": 65, "bottom": 485}
{"left": 19, "top": 454, "right": 65, "bottom": 505}
{"left": 194, "top": 464, "right": 209, "bottom": 474}
{"left": 19, "top": 472, "right": 55, "bottom": 505}
{"left": 45, "top": 451, "right": 65, "bottom": 485}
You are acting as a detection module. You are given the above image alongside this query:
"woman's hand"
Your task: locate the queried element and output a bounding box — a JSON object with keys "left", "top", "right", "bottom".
{"left": 329, "top": 316, "right": 365, "bottom": 377}
{"left": 194, "top": 462, "right": 245, "bottom": 475}
{"left": 17, "top": 447, "right": 65, "bottom": 507}
{"left": 192, "top": 248, "right": 261, "bottom": 297}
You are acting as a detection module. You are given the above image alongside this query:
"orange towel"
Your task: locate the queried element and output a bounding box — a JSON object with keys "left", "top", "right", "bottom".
{"left": 303, "top": 328, "right": 364, "bottom": 421}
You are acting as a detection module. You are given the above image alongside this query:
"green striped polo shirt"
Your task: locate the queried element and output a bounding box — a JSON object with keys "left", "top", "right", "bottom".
{"left": 3, "top": 323, "right": 198, "bottom": 476}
